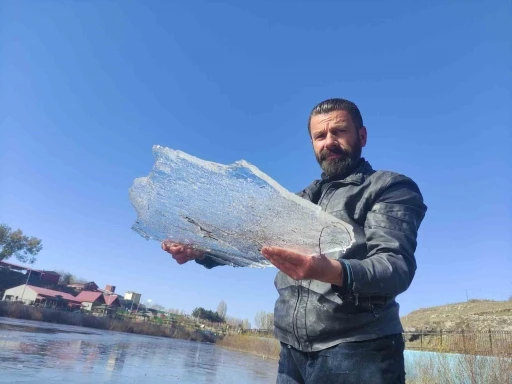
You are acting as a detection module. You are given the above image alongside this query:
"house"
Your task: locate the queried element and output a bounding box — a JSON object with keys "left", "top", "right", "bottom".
{"left": 2, "top": 284, "right": 81, "bottom": 309}
{"left": 0, "top": 261, "right": 61, "bottom": 285}
{"left": 75, "top": 291, "right": 120, "bottom": 312}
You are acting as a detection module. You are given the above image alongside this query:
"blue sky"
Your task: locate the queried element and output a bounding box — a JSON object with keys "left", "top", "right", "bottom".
{"left": 1, "top": 1, "right": 510, "bottom": 325}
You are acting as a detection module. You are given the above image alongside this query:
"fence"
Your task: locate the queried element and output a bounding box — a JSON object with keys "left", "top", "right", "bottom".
{"left": 403, "top": 330, "right": 512, "bottom": 356}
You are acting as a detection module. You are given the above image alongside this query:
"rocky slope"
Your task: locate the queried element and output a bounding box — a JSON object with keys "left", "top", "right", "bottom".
{"left": 401, "top": 299, "right": 512, "bottom": 331}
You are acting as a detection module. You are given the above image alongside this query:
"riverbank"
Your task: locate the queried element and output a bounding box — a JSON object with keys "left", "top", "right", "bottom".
{"left": 217, "top": 333, "right": 280, "bottom": 360}
{"left": 0, "top": 301, "right": 215, "bottom": 343}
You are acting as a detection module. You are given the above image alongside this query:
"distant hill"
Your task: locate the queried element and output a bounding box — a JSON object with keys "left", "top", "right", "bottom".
{"left": 401, "top": 299, "right": 512, "bottom": 332}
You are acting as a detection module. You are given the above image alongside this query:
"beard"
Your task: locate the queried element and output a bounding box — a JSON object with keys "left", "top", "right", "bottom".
{"left": 315, "top": 141, "right": 362, "bottom": 179}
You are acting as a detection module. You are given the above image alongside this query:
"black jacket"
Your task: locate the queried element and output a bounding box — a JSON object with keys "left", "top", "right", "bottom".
{"left": 198, "top": 159, "right": 427, "bottom": 352}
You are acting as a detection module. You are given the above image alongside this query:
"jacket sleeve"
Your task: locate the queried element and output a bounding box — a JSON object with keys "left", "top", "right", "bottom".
{"left": 343, "top": 174, "right": 427, "bottom": 297}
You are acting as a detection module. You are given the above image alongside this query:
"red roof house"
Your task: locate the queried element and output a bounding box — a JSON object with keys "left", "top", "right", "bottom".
{"left": 29, "top": 286, "right": 79, "bottom": 302}
{"left": 75, "top": 291, "right": 120, "bottom": 311}
{"left": 1, "top": 284, "right": 80, "bottom": 308}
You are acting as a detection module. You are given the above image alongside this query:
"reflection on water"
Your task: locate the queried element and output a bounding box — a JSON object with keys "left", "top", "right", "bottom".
{"left": 0, "top": 317, "right": 277, "bottom": 383}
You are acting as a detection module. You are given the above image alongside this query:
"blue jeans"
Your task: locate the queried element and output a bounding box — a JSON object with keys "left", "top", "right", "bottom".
{"left": 276, "top": 334, "right": 405, "bottom": 384}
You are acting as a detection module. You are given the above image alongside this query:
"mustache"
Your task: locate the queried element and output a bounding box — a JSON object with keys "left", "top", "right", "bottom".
{"left": 319, "top": 148, "right": 347, "bottom": 162}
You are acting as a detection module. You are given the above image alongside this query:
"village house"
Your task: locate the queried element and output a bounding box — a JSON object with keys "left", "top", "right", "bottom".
{"left": 2, "top": 284, "right": 81, "bottom": 309}
{"left": 74, "top": 290, "right": 121, "bottom": 313}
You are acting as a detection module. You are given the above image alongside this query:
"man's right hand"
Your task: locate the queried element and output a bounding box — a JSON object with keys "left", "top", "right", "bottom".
{"left": 161, "top": 240, "right": 205, "bottom": 265}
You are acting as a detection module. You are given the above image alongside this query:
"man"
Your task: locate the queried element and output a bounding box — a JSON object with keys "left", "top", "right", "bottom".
{"left": 162, "top": 98, "right": 427, "bottom": 383}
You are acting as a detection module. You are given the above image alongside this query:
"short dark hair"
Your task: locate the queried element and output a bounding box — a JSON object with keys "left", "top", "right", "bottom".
{"left": 308, "top": 98, "right": 363, "bottom": 136}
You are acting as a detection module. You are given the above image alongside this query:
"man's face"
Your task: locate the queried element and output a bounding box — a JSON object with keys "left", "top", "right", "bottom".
{"left": 310, "top": 110, "right": 367, "bottom": 178}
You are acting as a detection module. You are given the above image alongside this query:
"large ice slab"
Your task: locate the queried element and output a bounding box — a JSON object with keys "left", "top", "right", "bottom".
{"left": 129, "top": 145, "right": 355, "bottom": 268}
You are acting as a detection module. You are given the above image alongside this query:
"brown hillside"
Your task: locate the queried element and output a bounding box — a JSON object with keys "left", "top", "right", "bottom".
{"left": 401, "top": 299, "right": 512, "bottom": 332}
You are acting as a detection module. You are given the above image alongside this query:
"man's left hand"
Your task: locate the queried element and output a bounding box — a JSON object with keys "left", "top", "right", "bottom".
{"left": 261, "top": 247, "right": 343, "bottom": 286}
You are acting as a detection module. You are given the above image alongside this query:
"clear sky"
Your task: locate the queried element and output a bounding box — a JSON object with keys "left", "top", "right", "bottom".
{"left": 1, "top": 1, "right": 511, "bottom": 325}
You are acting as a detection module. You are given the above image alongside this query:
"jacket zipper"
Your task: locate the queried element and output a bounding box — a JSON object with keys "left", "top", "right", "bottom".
{"left": 291, "top": 182, "right": 333, "bottom": 350}
{"left": 292, "top": 280, "right": 302, "bottom": 349}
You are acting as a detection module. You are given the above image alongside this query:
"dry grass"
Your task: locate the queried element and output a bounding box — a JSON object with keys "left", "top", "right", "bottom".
{"left": 407, "top": 350, "right": 512, "bottom": 384}
{"left": 0, "top": 301, "right": 214, "bottom": 342}
{"left": 217, "top": 334, "right": 280, "bottom": 360}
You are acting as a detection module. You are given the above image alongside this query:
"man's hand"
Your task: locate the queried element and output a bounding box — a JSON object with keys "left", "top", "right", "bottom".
{"left": 261, "top": 247, "right": 343, "bottom": 286}
{"left": 161, "top": 241, "right": 205, "bottom": 265}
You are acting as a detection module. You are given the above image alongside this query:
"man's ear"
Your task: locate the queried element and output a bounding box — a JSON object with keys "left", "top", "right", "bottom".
{"left": 359, "top": 126, "right": 367, "bottom": 147}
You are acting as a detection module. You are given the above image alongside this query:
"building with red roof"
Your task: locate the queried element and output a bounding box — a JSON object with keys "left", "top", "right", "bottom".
{"left": 2, "top": 284, "right": 81, "bottom": 309}
{"left": 75, "top": 290, "right": 120, "bottom": 312}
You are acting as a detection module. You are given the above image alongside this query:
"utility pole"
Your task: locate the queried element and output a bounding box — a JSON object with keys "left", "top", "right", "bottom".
{"left": 136, "top": 295, "right": 142, "bottom": 313}
{"left": 20, "top": 263, "right": 34, "bottom": 304}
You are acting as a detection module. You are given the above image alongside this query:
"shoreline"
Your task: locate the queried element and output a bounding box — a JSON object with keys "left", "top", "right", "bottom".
{"left": 217, "top": 344, "right": 279, "bottom": 361}
{"left": 216, "top": 333, "right": 280, "bottom": 360}
{"left": 0, "top": 301, "right": 215, "bottom": 343}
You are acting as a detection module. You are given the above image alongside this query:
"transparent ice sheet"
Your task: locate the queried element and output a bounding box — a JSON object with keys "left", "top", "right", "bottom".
{"left": 129, "top": 145, "right": 355, "bottom": 268}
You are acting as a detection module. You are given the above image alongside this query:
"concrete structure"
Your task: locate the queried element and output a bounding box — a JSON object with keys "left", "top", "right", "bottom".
{"left": 2, "top": 285, "right": 80, "bottom": 308}
{"left": 105, "top": 284, "right": 116, "bottom": 293}
{"left": 124, "top": 291, "right": 141, "bottom": 305}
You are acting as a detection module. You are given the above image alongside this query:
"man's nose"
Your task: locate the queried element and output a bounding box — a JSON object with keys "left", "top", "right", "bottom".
{"left": 325, "top": 134, "right": 338, "bottom": 149}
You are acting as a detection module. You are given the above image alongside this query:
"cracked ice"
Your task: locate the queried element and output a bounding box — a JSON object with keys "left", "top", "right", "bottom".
{"left": 129, "top": 145, "right": 354, "bottom": 268}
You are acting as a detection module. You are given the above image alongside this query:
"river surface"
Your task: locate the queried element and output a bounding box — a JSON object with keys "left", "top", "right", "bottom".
{"left": 0, "top": 317, "right": 278, "bottom": 383}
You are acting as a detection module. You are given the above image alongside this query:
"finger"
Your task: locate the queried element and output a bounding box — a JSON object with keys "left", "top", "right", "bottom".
{"left": 171, "top": 245, "right": 185, "bottom": 254}
{"left": 174, "top": 254, "right": 190, "bottom": 264}
{"left": 171, "top": 252, "right": 187, "bottom": 260}
{"left": 262, "top": 247, "right": 305, "bottom": 266}
{"left": 262, "top": 254, "right": 296, "bottom": 275}
{"left": 162, "top": 242, "right": 180, "bottom": 253}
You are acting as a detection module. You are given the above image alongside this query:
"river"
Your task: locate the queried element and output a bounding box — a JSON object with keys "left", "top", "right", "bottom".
{"left": 0, "top": 317, "right": 278, "bottom": 383}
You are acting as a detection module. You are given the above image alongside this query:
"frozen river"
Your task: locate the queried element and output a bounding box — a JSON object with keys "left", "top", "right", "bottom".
{"left": 0, "top": 317, "right": 278, "bottom": 383}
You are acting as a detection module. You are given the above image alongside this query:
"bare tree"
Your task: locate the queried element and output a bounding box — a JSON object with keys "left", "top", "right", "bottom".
{"left": 255, "top": 311, "right": 267, "bottom": 329}
{"left": 265, "top": 312, "right": 275, "bottom": 331}
{"left": 58, "top": 271, "right": 74, "bottom": 285}
{"left": 225, "top": 316, "right": 243, "bottom": 327}
{"left": 216, "top": 300, "right": 227, "bottom": 320}
{"left": 55, "top": 270, "right": 89, "bottom": 286}
{"left": 255, "top": 311, "right": 275, "bottom": 330}
{"left": 242, "top": 319, "right": 251, "bottom": 330}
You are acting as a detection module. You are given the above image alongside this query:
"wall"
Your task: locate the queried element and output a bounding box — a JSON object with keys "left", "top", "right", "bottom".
{"left": 2, "top": 285, "right": 37, "bottom": 303}
{"left": 125, "top": 292, "right": 141, "bottom": 305}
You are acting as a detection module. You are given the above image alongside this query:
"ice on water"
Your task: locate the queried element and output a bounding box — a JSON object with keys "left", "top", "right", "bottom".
{"left": 129, "top": 145, "right": 355, "bottom": 268}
